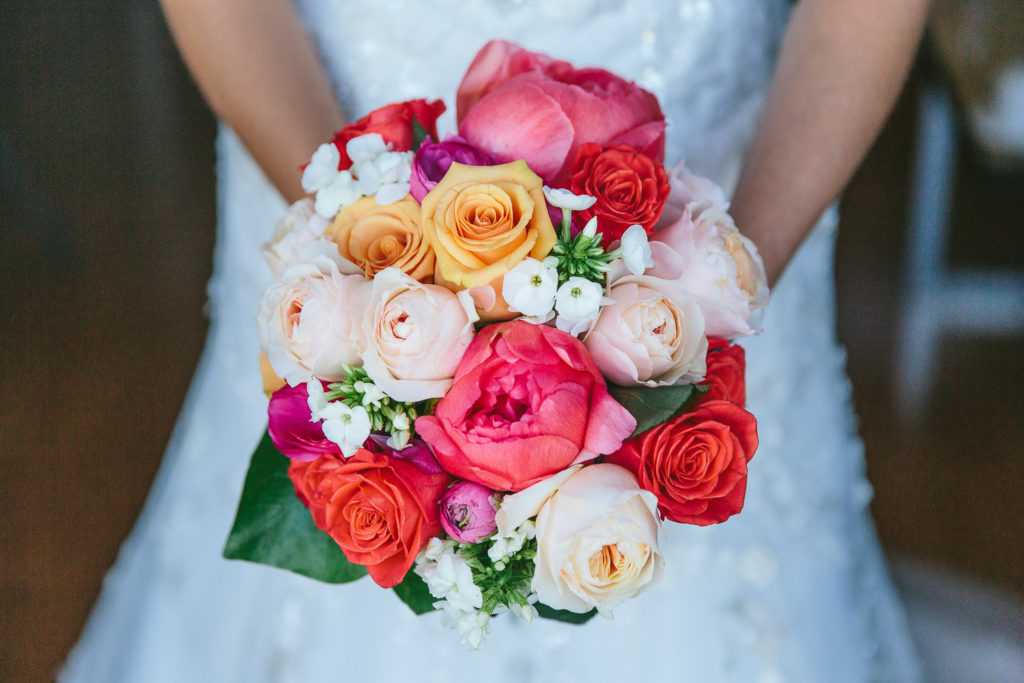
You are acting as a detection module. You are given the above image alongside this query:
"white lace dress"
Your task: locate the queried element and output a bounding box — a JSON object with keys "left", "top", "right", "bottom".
{"left": 61, "top": 1, "right": 921, "bottom": 680}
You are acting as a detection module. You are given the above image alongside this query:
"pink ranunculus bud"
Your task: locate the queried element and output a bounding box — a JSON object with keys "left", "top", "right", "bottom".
{"left": 439, "top": 481, "right": 499, "bottom": 543}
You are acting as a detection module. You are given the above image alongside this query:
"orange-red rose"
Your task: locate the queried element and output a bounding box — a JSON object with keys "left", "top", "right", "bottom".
{"left": 701, "top": 337, "right": 746, "bottom": 405}
{"left": 289, "top": 449, "right": 450, "bottom": 588}
{"left": 569, "top": 143, "right": 670, "bottom": 246}
{"left": 331, "top": 99, "right": 446, "bottom": 170}
{"left": 606, "top": 400, "right": 757, "bottom": 526}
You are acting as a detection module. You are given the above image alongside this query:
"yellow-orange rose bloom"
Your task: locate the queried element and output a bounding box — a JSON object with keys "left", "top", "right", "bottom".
{"left": 420, "top": 161, "right": 556, "bottom": 320}
{"left": 326, "top": 195, "right": 434, "bottom": 282}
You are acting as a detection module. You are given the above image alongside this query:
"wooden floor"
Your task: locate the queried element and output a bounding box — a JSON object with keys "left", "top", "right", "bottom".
{"left": 1, "top": 4, "right": 1021, "bottom": 681}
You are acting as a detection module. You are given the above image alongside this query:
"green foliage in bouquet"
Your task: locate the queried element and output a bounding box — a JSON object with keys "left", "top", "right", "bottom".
{"left": 223, "top": 432, "right": 367, "bottom": 583}
{"left": 224, "top": 432, "right": 437, "bottom": 614}
{"left": 609, "top": 383, "right": 705, "bottom": 438}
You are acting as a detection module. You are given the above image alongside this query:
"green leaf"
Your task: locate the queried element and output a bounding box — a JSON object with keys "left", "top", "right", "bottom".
{"left": 608, "top": 384, "right": 698, "bottom": 438}
{"left": 223, "top": 431, "right": 367, "bottom": 584}
{"left": 535, "top": 603, "right": 598, "bottom": 625}
{"left": 392, "top": 569, "right": 438, "bottom": 615}
{"left": 411, "top": 115, "right": 430, "bottom": 152}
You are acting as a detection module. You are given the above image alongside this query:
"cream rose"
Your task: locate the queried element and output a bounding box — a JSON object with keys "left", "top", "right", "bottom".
{"left": 584, "top": 263, "right": 708, "bottom": 386}
{"left": 256, "top": 256, "right": 370, "bottom": 385}
{"left": 360, "top": 267, "right": 478, "bottom": 402}
{"left": 498, "top": 464, "right": 664, "bottom": 617}
{"left": 326, "top": 195, "right": 435, "bottom": 281}
{"left": 652, "top": 200, "right": 769, "bottom": 338}
{"left": 260, "top": 198, "right": 339, "bottom": 278}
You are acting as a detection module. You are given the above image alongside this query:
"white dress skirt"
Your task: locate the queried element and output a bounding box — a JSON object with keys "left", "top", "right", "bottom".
{"left": 61, "top": 1, "right": 923, "bottom": 680}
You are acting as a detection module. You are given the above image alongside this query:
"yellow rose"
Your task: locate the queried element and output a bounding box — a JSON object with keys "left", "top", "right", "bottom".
{"left": 326, "top": 195, "right": 434, "bottom": 282}
{"left": 420, "top": 161, "right": 556, "bottom": 320}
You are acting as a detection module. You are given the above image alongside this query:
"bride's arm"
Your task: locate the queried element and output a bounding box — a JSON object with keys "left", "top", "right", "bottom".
{"left": 159, "top": 0, "right": 345, "bottom": 202}
{"left": 731, "top": 0, "right": 930, "bottom": 286}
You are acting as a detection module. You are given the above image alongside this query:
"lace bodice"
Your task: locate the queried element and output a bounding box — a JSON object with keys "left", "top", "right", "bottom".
{"left": 297, "top": 0, "right": 789, "bottom": 190}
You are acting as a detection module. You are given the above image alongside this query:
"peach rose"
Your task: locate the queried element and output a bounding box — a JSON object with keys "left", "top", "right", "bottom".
{"left": 419, "top": 161, "right": 557, "bottom": 320}
{"left": 360, "top": 268, "right": 478, "bottom": 403}
{"left": 256, "top": 256, "right": 370, "bottom": 385}
{"left": 584, "top": 261, "right": 708, "bottom": 387}
{"left": 499, "top": 464, "right": 664, "bottom": 616}
{"left": 326, "top": 195, "right": 434, "bottom": 282}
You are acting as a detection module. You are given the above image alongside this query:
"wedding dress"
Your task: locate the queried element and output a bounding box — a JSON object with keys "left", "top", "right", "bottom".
{"left": 61, "top": 0, "right": 922, "bottom": 680}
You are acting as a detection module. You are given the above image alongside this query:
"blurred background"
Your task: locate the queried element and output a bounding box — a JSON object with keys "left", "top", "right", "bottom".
{"left": 1, "top": 1, "right": 1022, "bottom": 681}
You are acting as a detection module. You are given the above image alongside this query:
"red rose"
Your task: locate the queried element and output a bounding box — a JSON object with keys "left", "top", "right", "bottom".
{"left": 700, "top": 337, "right": 747, "bottom": 406}
{"left": 331, "top": 99, "right": 446, "bottom": 170}
{"left": 570, "top": 143, "right": 670, "bottom": 246}
{"left": 456, "top": 40, "right": 666, "bottom": 185}
{"left": 415, "top": 320, "right": 636, "bottom": 492}
{"left": 289, "top": 449, "right": 450, "bottom": 588}
{"left": 606, "top": 400, "right": 757, "bottom": 526}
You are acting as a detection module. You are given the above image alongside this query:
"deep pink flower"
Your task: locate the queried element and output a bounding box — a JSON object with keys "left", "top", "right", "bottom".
{"left": 362, "top": 434, "right": 444, "bottom": 475}
{"left": 456, "top": 40, "right": 666, "bottom": 185}
{"left": 267, "top": 382, "right": 337, "bottom": 461}
{"left": 439, "top": 481, "right": 498, "bottom": 543}
{"left": 409, "top": 135, "right": 494, "bottom": 203}
{"left": 415, "top": 320, "right": 636, "bottom": 492}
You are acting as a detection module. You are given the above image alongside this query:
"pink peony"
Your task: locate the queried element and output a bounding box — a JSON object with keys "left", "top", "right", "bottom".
{"left": 415, "top": 320, "right": 636, "bottom": 492}
{"left": 267, "top": 381, "right": 337, "bottom": 461}
{"left": 456, "top": 40, "right": 666, "bottom": 185}
{"left": 439, "top": 481, "right": 498, "bottom": 543}
{"left": 651, "top": 202, "right": 769, "bottom": 339}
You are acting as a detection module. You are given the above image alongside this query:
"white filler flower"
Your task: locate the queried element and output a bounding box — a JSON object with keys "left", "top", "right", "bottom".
{"left": 304, "top": 134, "right": 414, "bottom": 218}
{"left": 317, "top": 401, "right": 371, "bottom": 457}
{"left": 620, "top": 224, "right": 654, "bottom": 276}
{"left": 501, "top": 258, "right": 559, "bottom": 317}
{"left": 555, "top": 277, "right": 609, "bottom": 336}
{"left": 543, "top": 185, "right": 597, "bottom": 212}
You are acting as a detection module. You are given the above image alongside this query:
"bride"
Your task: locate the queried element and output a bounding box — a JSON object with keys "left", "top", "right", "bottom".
{"left": 62, "top": 0, "right": 930, "bottom": 680}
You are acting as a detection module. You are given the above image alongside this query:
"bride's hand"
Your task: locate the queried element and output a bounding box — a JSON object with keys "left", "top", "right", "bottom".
{"left": 160, "top": 0, "right": 345, "bottom": 202}
{"left": 731, "top": 0, "right": 930, "bottom": 286}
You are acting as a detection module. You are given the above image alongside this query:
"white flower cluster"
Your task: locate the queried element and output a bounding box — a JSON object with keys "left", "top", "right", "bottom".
{"left": 487, "top": 519, "right": 535, "bottom": 567}
{"left": 502, "top": 188, "right": 655, "bottom": 338}
{"left": 414, "top": 538, "right": 490, "bottom": 650}
{"left": 301, "top": 134, "right": 413, "bottom": 218}
{"left": 305, "top": 379, "right": 371, "bottom": 457}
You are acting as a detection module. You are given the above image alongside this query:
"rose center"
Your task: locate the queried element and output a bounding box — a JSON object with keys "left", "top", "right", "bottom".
{"left": 284, "top": 289, "right": 309, "bottom": 336}
{"left": 588, "top": 544, "right": 634, "bottom": 583}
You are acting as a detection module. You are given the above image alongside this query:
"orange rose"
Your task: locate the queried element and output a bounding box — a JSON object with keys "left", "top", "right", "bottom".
{"left": 700, "top": 338, "right": 746, "bottom": 405}
{"left": 569, "top": 143, "right": 670, "bottom": 246}
{"left": 289, "top": 449, "right": 450, "bottom": 588}
{"left": 326, "top": 195, "right": 434, "bottom": 281}
{"left": 419, "top": 161, "right": 556, "bottom": 320}
{"left": 606, "top": 400, "right": 757, "bottom": 526}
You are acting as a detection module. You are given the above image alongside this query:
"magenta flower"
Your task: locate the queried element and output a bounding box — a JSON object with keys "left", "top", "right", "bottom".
{"left": 410, "top": 134, "right": 494, "bottom": 202}
{"left": 440, "top": 481, "right": 499, "bottom": 543}
{"left": 267, "top": 382, "right": 337, "bottom": 461}
{"left": 363, "top": 434, "right": 444, "bottom": 475}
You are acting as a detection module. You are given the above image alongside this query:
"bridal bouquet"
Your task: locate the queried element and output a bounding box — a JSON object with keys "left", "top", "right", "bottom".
{"left": 226, "top": 40, "right": 768, "bottom": 649}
